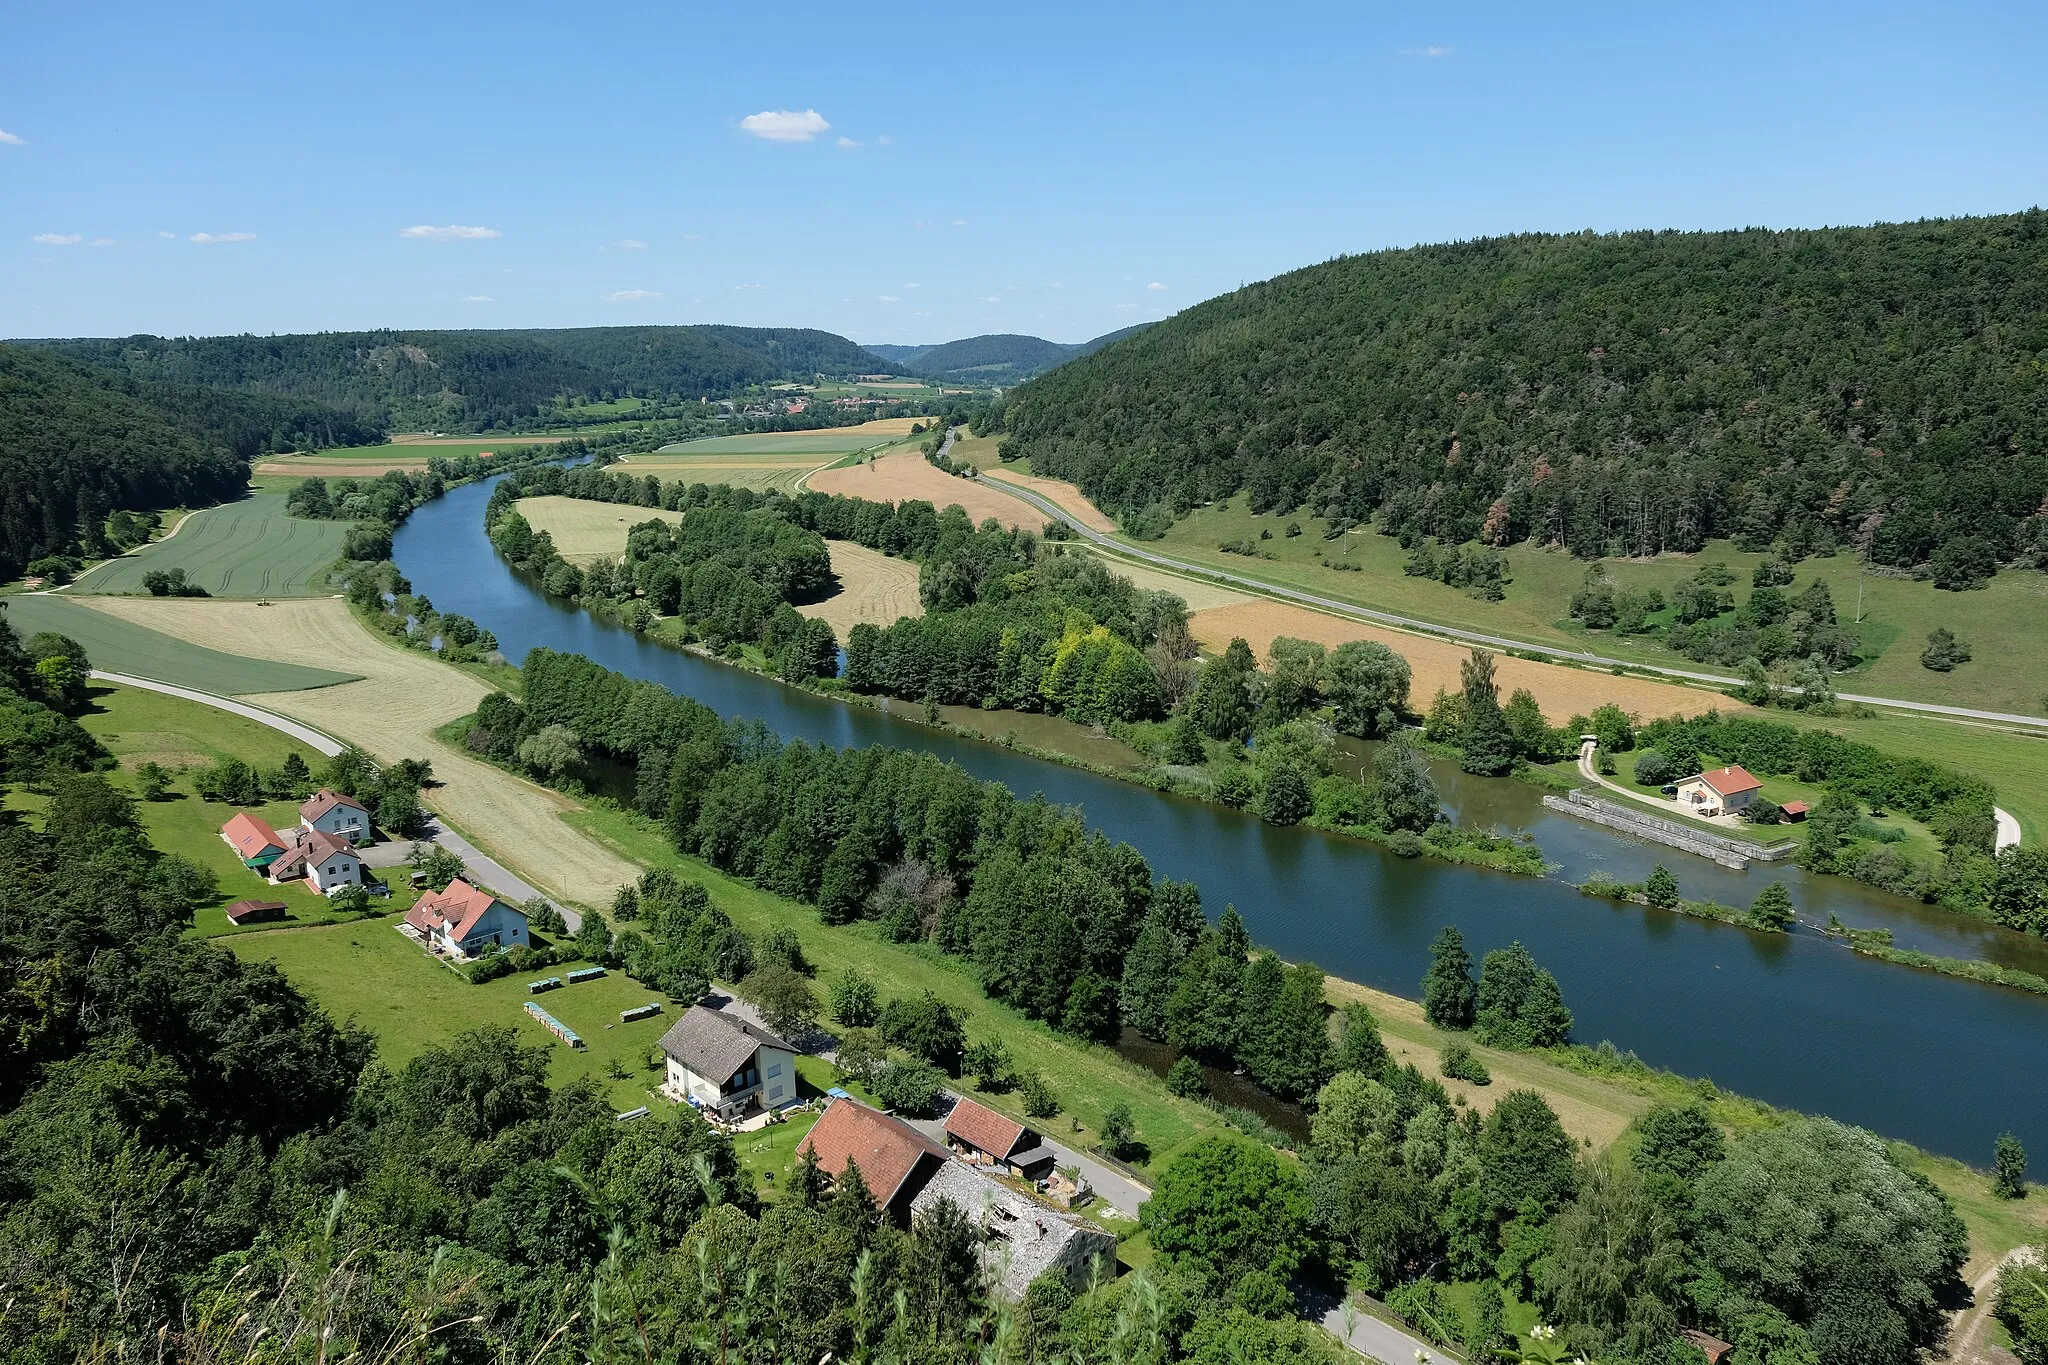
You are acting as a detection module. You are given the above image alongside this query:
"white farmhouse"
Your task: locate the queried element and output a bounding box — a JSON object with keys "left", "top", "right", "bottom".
{"left": 300, "top": 788, "right": 372, "bottom": 844}
{"left": 657, "top": 1006, "right": 797, "bottom": 1119}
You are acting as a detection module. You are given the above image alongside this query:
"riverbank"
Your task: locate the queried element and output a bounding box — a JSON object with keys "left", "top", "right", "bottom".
{"left": 1821, "top": 918, "right": 2048, "bottom": 998}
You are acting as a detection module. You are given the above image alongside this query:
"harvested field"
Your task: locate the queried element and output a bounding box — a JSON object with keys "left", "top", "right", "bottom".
{"left": 798, "top": 541, "right": 924, "bottom": 635}
{"left": 981, "top": 468, "right": 1118, "bottom": 533}
{"left": 389, "top": 433, "right": 582, "bottom": 445}
{"left": 515, "top": 496, "right": 683, "bottom": 565}
{"left": 6, "top": 594, "right": 359, "bottom": 693}
{"left": 72, "top": 494, "right": 348, "bottom": 597}
{"left": 1076, "top": 552, "right": 1252, "bottom": 612}
{"left": 1187, "top": 599, "right": 1721, "bottom": 724}
{"left": 617, "top": 456, "right": 835, "bottom": 493}
{"left": 255, "top": 458, "right": 433, "bottom": 476}
{"left": 807, "top": 451, "right": 1045, "bottom": 529}
{"left": 79, "top": 596, "right": 637, "bottom": 908}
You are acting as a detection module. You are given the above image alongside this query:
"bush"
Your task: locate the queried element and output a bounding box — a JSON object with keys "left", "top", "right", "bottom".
{"left": 1100, "top": 1102, "right": 1140, "bottom": 1160}
{"left": 964, "top": 1038, "right": 1015, "bottom": 1093}
{"left": 829, "top": 969, "right": 880, "bottom": 1028}
{"left": 1633, "top": 748, "right": 1676, "bottom": 786}
{"left": 1921, "top": 628, "right": 1973, "bottom": 671}
{"left": 1439, "top": 1041, "right": 1491, "bottom": 1085}
{"left": 1019, "top": 1071, "right": 1061, "bottom": 1118}
{"left": 1385, "top": 1279, "right": 1465, "bottom": 1349}
{"left": 879, "top": 991, "right": 967, "bottom": 1072}
{"left": 867, "top": 1058, "right": 945, "bottom": 1117}
{"left": 1386, "top": 829, "right": 1424, "bottom": 858}
{"left": 1167, "top": 1055, "right": 1208, "bottom": 1099}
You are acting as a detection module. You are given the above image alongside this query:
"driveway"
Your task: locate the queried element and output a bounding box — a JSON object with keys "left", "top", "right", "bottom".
{"left": 364, "top": 815, "right": 582, "bottom": 932}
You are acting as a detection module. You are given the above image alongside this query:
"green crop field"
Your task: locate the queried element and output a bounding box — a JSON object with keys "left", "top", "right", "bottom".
{"left": 0, "top": 595, "right": 359, "bottom": 694}
{"left": 71, "top": 495, "right": 349, "bottom": 598}
{"left": 653, "top": 431, "right": 905, "bottom": 456}
{"left": 1146, "top": 495, "right": 2048, "bottom": 718}
{"left": 229, "top": 922, "right": 676, "bottom": 1112}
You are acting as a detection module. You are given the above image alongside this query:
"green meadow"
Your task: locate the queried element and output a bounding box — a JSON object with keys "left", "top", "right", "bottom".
{"left": 1, "top": 595, "right": 359, "bottom": 693}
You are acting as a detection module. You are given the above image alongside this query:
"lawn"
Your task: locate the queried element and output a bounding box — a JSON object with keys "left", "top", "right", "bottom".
{"left": 1603, "top": 749, "right": 1937, "bottom": 857}
{"left": 1, "top": 595, "right": 361, "bottom": 694}
{"left": 71, "top": 494, "right": 350, "bottom": 598}
{"left": 228, "top": 921, "right": 675, "bottom": 1112}
{"left": 568, "top": 804, "right": 1228, "bottom": 1176}
{"left": 1144, "top": 495, "right": 2048, "bottom": 718}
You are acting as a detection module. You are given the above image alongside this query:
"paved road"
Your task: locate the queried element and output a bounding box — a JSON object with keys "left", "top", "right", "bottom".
{"left": 987, "top": 477, "right": 2048, "bottom": 732}
{"left": 90, "top": 670, "right": 347, "bottom": 754}
{"left": 1315, "top": 1297, "right": 1440, "bottom": 1365}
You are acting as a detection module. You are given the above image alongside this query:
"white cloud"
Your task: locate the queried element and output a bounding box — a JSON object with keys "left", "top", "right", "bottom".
{"left": 951, "top": 219, "right": 968, "bottom": 227}
{"left": 89, "top": 237, "right": 114, "bottom": 247}
{"left": 157, "top": 230, "right": 176, "bottom": 239}
{"left": 1147, "top": 281, "right": 1167, "bottom": 291}
{"left": 878, "top": 134, "right": 893, "bottom": 146}
{"left": 681, "top": 232, "right": 703, "bottom": 241}
{"left": 602, "top": 289, "right": 663, "bottom": 302}
{"left": 837, "top": 136, "right": 861, "bottom": 148}
{"left": 732, "top": 283, "right": 763, "bottom": 291}
{"left": 878, "top": 295, "right": 901, "bottom": 304}
{"left": 32, "top": 233, "right": 82, "bottom": 245}
{"left": 399, "top": 224, "right": 501, "bottom": 241}
{"left": 902, "top": 281, "right": 920, "bottom": 289}
{"left": 612, "top": 238, "right": 648, "bottom": 249}
{"left": 980, "top": 295, "right": 1002, "bottom": 304}
{"left": 462, "top": 295, "right": 494, "bottom": 303}
{"left": 190, "top": 231, "right": 256, "bottom": 243}
{"left": 1401, "top": 44, "right": 1452, "bottom": 57}
{"left": 739, "top": 108, "right": 829, "bottom": 141}
{"left": 1050, "top": 281, "right": 1066, "bottom": 290}
{"left": 0, "top": 129, "right": 24, "bottom": 146}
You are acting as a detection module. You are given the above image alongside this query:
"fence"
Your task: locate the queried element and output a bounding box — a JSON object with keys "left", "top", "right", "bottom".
{"left": 523, "top": 1000, "right": 584, "bottom": 1048}
{"left": 1543, "top": 791, "right": 1799, "bottom": 869}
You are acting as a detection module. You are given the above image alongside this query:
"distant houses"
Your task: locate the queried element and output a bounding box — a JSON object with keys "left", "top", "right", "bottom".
{"left": 657, "top": 1006, "right": 798, "bottom": 1119}
{"left": 405, "top": 877, "right": 530, "bottom": 959}
{"left": 798, "top": 1097, "right": 1115, "bottom": 1300}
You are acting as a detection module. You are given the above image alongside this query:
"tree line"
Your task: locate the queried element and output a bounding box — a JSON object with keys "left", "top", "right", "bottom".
{"left": 995, "top": 213, "right": 2048, "bottom": 585}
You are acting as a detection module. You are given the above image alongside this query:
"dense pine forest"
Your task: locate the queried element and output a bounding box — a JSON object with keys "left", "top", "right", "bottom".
{"left": 997, "top": 213, "right": 2048, "bottom": 579}
{"left": 23, "top": 325, "right": 892, "bottom": 431}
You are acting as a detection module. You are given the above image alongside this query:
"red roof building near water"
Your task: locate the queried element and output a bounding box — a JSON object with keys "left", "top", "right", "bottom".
{"left": 1697, "top": 765, "right": 1762, "bottom": 798}
{"left": 222, "top": 812, "right": 285, "bottom": 862}
{"left": 797, "top": 1097, "right": 949, "bottom": 1211}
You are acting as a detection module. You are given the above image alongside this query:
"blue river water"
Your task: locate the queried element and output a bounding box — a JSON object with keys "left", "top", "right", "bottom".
{"left": 395, "top": 474, "right": 2046, "bottom": 1163}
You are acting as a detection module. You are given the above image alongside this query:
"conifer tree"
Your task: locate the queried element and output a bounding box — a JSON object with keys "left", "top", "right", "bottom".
{"left": 1423, "top": 925, "right": 1478, "bottom": 1029}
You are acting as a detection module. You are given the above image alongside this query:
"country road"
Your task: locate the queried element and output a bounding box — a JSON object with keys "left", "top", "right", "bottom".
{"left": 985, "top": 476, "right": 2048, "bottom": 733}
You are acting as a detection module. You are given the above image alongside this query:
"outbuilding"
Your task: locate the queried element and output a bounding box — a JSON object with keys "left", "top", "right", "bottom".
{"left": 224, "top": 898, "right": 288, "bottom": 925}
{"left": 221, "top": 812, "right": 287, "bottom": 870}
{"left": 943, "top": 1095, "right": 1056, "bottom": 1179}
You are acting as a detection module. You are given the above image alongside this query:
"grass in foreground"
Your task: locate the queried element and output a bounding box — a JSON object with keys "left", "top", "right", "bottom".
{"left": 1, "top": 595, "right": 360, "bottom": 694}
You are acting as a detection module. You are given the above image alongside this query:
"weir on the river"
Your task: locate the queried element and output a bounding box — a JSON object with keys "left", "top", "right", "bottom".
{"left": 394, "top": 473, "right": 2048, "bottom": 1164}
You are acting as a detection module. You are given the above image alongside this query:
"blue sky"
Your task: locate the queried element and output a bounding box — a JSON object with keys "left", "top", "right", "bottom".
{"left": 4, "top": 0, "right": 2043, "bottom": 345}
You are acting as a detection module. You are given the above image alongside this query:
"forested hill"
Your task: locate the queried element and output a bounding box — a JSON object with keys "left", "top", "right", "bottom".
{"left": 22, "top": 325, "right": 890, "bottom": 431}
{"left": 0, "top": 343, "right": 257, "bottom": 578}
{"left": 865, "top": 324, "right": 1157, "bottom": 383}
{"left": 998, "top": 213, "right": 2048, "bottom": 577}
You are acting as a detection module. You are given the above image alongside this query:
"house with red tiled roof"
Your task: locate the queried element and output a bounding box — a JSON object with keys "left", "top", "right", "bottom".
{"left": 268, "top": 826, "right": 368, "bottom": 895}
{"left": 405, "top": 877, "right": 529, "bottom": 958}
{"left": 797, "top": 1097, "right": 951, "bottom": 1219}
{"left": 221, "top": 812, "right": 287, "bottom": 870}
{"left": 299, "top": 788, "right": 371, "bottom": 844}
{"left": 944, "top": 1095, "right": 1056, "bottom": 1179}
{"left": 1675, "top": 765, "right": 1763, "bottom": 818}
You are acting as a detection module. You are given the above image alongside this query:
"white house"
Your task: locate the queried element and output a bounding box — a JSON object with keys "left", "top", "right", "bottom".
{"left": 405, "top": 877, "right": 530, "bottom": 958}
{"left": 267, "top": 827, "right": 368, "bottom": 895}
{"left": 1674, "top": 765, "right": 1763, "bottom": 818}
{"left": 657, "top": 1006, "right": 797, "bottom": 1118}
{"left": 300, "top": 788, "right": 372, "bottom": 844}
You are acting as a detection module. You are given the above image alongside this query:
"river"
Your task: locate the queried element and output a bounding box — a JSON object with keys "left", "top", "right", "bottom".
{"left": 396, "top": 474, "right": 2048, "bottom": 1164}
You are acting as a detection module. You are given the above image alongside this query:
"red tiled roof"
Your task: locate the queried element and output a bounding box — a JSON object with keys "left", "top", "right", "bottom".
{"left": 406, "top": 877, "right": 505, "bottom": 943}
{"left": 944, "top": 1095, "right": 1027, "bottom": 1159}
{"left": 797, "top": 1098, "right": 948, "bottom": 1208}
{"left": 270, "top": 826, "right": 359, "bottom": 879}
{"left": 1697, "top": 765, "right": 1762, "bottom": 797}
{"left": 1681, "top": 1330, "right": 1735, "bottom": 1364}
{"left": 1780, "top": 800, "right": 1811, "bottom": 816}
{"left": 300, "top": 788, "right": 368, "bottom": 823}
{"left": 222, "top": 812, "right": 284, "bottom": 859}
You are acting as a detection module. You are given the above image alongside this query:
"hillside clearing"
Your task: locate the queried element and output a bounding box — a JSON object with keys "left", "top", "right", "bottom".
{"left": 68, "top": 494, "right": 349, "bottom": 598}
{"left": 76, "top": 596, "right": 636, "bottom": 908}
{"left": 3, "top": 594, "right": 359, "bottom": 693}
{"left": 514, "top": 495, "right": 683, "bottom": 565}
{"left": 807, "top": 451, "right": 1047, "bottom": 529}
{"left": 1187, "top": 598, "right": 1722, "bottom": 723}
{"left": 798, "top": 540, "right": 924, "bottom": 635}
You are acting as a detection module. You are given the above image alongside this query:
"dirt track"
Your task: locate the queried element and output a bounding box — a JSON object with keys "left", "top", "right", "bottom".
{"left": 799, "top": 541, "right": 924, "bottom": 635}
{"left": 75, "top": 597, "right": 636, "bottom": 906}
{"left": 1187, "top": 599, "right": 1719, "bottom": 724}
{"left": 807, "top": 451, "right": 1047, "bottom": 529}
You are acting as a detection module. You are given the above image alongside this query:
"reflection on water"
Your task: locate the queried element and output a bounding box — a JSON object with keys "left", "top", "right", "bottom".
{"left": 391, "top": 473, "right": 2048, "bottom": 1165}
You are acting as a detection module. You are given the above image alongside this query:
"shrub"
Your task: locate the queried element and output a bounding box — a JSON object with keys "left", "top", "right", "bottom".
{"left": 1100, "top": 1102, "right": 1140, "bottom": 1160}
{"left": 1386, "top": 1278, "right": 1465, "bottom": 1349}
{"left": 1921, "top": 628, "right": 1973, "bottom": 671}
{"left": 1633, "top": 748, "right": 1676, "bottom": 786}
{"left": 868, "top": 1058, "right": 944, "bottom": 1117}
{"left": 964, "top": 1038, "right": 1015, "bottom": 1093}
{"left": 1440, "top": 1041, "right": 1491, "bottom": 1085}
{"left": 1019, "top": 1071, "right": 1061, "bottom": 1118}
{"left": 829, "top": 969, "right": 880, "bottom": 1028}
{"left": 1167, "top": 1055, "right": 1208, "bottom": 1099}
{"left": 1386, "top": 829, "right": 1424, "bottom": 858}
